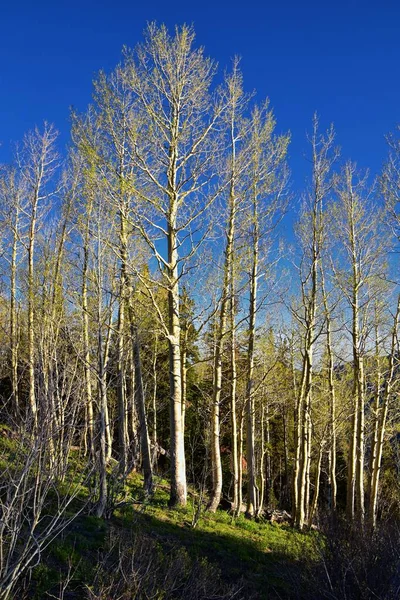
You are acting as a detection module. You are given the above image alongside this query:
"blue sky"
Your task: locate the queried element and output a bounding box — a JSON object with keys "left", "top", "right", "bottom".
{"left": 1, "top": 0, "right": 399, "bottom": 191}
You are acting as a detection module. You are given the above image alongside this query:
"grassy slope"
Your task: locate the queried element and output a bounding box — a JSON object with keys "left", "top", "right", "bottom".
{"left": 30, "top": 472, "right": 319, "bottom": 600}
{"left": 0, "top": 427, "right": 318, "bottom": 599}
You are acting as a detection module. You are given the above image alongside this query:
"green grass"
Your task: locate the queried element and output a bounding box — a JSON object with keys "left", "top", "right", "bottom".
{"left": 26, "top": 470, "right": 320, "bottom": 598}
{"left": 110, "top": 472, "right": 320, "bottom": 598}
{"left": 0, "top": 427, "right": 320, "bottom": 599}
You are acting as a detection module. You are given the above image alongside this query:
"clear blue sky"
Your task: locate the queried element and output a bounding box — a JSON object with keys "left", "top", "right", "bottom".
{"left": 1, "top": 0, "right": 399, "bottom": 188}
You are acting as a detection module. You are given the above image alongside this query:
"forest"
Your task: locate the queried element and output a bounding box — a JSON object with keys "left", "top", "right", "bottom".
{"left": 0, "top": 22, "right": 399, "bottom": 600}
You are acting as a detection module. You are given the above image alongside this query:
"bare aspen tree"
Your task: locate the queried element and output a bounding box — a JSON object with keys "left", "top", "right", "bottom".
{"left": 36, "top": 163, "right": 78, "bottom": 468}
{"left": 307, "top": 436, "right": 325, "bottom": 527}
{"left": 367, "top": 302, "right": 384, "bottom": 512}
{"left": 70, "top": 122, "right": 100, "bottom": 461}
{"left": 120, "top": 24, "right": 224, "bottom": 506}
{"left": 243, "top": 104, "right": 289, "bottom": 517}
{"left": 19, "top": 124, "right": 59, "bottom": 425}
{"left": 236, "top": 403, "right": 246, "bottom": 513}
{"left": 90, "top": 196, "right": 119, "bottom": 517}
{"left": 320, "top": 266, "right": 338, "bottom": 510}
{"left": 369, "top": 134, "right": 400, "bottom": 525}
{"left": 229, "top": 283, "right": 240, "bottom": 512}
{"left": 368, "top": 296, "right": 400, "bottom": 527}
{"left": 92, "top": 68, "right": 138, "bottom": 475}
{"left": 0, "top": 167, "right": 24, "bottom": 419}
{"left": 74, "top": 72, "right": 136, "bottom": 473}
{"left": 151, "top": 330, "right": 159, "bottom": 467}
{"left": 208, "top": 62, "right": 246, "bottom": 512}
{"left": 333, "top": 163, "right": 384, "bottom": 523}
{"left": 81, "top": 188, "right": 95, "bottom": 458}
{"left": 292, "top": 118, "right": 336, "bottom": 529}
{"left": 71, "top": 117, "right": 119, "bottom": 511}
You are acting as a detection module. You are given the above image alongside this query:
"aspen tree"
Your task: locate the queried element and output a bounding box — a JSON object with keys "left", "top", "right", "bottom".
{"left": 333, "top": 163, "right": 384, "bottom": 523}
{"left": 81, "top": 188, "right": 95, "bottom": 458}
{"left": 292, "top": 118, "right": 336, "bottom": 529}
{"left": 229, "top": 284, "right": 240, "bottom": 512}
{"left": 122, "top": 24, "right": 225, "bottom": 506}
{"left": 19, "top": 125, "right": 59, "bottom": 425}
{"left": 92, "top": 196, "right": 118, "bottom": 516}
{"left": 208, "top": 60, "right": 250, "bottom": 512}
{"left": 320, "top": 263, "right": 338, "bottom": 510}
{"left": 39, "top": 164, "right": 77, "bottom": 466}
{"left": 81, "top": 70, "right": 137, "bottom": 474}
{"left": 0, "top": 167, "right": 24, "bottom": 419}
{"left": 368, "top": 296, "right": 400, "bottom": 527}
{"left": 244, "top": 104, "right": 289, "bottom": 516}
{"left": 368, "top": 302, "right": 384, "bottom": 512}
{"left": 151, "top": 330, "right": 159, "bottom": 467}
{"left": 70, "top": 120, "right": 102, "bottom": 461}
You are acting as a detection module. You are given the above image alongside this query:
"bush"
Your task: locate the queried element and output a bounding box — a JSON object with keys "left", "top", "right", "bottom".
{"left": 301, "top": 516, "right": 400, "bottom": 600}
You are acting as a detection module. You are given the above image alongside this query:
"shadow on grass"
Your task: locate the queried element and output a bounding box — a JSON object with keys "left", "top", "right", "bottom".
{"left": 113, "top": 505, "right": 318, "bottom": 599}
{"left": 29, "top": 473, "right": 320, "bottom": 600}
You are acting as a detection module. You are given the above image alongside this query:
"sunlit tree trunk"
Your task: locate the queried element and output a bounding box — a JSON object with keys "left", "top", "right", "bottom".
{"left": 293, "top": 118, "right": 335, "bottom": 529}
{"left": 117, "top": 207, "right": 129, "bottom": 475}
{"left": 308, "top": 439, "right": 324, "bottom": 527}
{"left": 245, "top": 205, "right": 259, "bottom": 517}
{"left": 82, "top": 206, "right": 94, "bottom": 459}
{"left": 321, "top": 268, "right": 337, "bottom": 511}
{"left": 152, "top": 332, "right": 158, "bottom": 468}
{"left": 209, "top": 65, "right": 242, "bottom": 513}
{"left": 230, "top": 288, "right": 239, "bottom": 513}
{"left": 10, "top": 189, "right": 20, "bottom": 420}
{"left": 369, "top": 295, "right": 400, "bottom": 528}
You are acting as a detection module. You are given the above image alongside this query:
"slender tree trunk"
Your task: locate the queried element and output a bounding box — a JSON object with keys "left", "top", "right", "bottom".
{"left": 209, "top": 191, "right": 236, "bottom": 512}
{"left": 282, "top": 405, "right": 289, "bottom": 507}
{"left": 369, "top": 296, "right": 400, "bottom": 528}
{"left": 230, "top": 288, "right": 239, "bottom": 512}
{"left": 320, "top": 266, "right": 337, "bottom": 511}
{"left": 368, "top": 315, "right": 381, "bottom": 508}
{"left": 117, "top": 298, "right": 128, "bottom": 474}
{"left": 257, "top": 405, "right": 266, "bottom": 517}
{"left": 292, "top": 346, "right": 303, "bottom": 524}
{"left": 296, "top": 356, "right": 312, "bottom": 530}
{"left": 181, "top": 325, "right": 188, "bottom": 435}
{"left": 209, "top": 314, "right": 224, "bottom": 512}
{"left": 237, "top": 406, "right": 245, "bottom": 515}
{"left": 348, "top": 207, "right": 365, "bottom": 524}
{"left": 103, "top": 313, "right": 113, "bottom": 462}
{"left": 82, "top": 220, "right": 94, "bottom": 459}
{"left": 28, "top": 184, "right": 40, "bottom": 425}
{"left": 96, "top": 218, "right": 107, "bottom": 518}
{"left": 305, "top": 404, "right": 312, "bottom": 522}
{"left": 166, "top": 105, "right": 186, "bottom": 507}
{"left": 152, "top": 332, "right": 158, "bottom": 468}
{"left": 10, "top": 206, "right": 19, "bottom": 420}
{"left": 130, "top": 319, "right": 153, "bottom": 494}
{"left": 116, "top": 208, "right": 130, "bottom": 475}
{"left": 128, "top": 344, "right": 140, "bottom": 470}
{"left": 246, "top": 234, "right": 259, "bottom": 517}
{"left": 96, "top": 325, "right": 108, "bottom": 519}
{"left": 295, "top": 198, "right": 318, "bottom": 530}
{"left": 308, "top": 439, "right": 324, "bottom": 528}
{"left": 209, "top": 69, "right": 242, "bottom": 512}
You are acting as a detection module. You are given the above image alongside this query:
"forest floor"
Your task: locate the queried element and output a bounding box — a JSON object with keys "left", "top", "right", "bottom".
{"left": 2, "top": 428, "right": 399, "bottom": 599}
{"left": 29, "top": 471, "right": 321, "bottom": 600}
